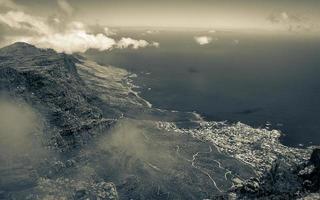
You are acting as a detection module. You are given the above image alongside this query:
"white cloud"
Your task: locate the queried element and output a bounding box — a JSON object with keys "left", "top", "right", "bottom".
{"left": 0, "top": 1, "right": 162, "bottom": 53}
{"left": 57, "top": 0, "right": 74, "bottom": 16}
{"left": 21, "top": 30, "right": 116, "bottom": 54}
{"left": 152, "top": 42, "right": 160, "bottom": 48}
{"left": 194, "top": 36, "right": 212, "bottom": 45}
{"left": 104, "top": 27, "right": 116, "bottom": 36}
{"left": 116, "top": 37, "right": 158, "bottom": 49}
{"left": 0, "top": 6, "right": 159, "bottom": 53}
{"left": 0, "top": 11, "right": 52, "bottom": 35}
{"left": 117, "top": 38, "right": 148, "bottom": 49}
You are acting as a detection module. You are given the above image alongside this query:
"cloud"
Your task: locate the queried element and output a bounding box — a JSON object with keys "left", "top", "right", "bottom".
{"left": 281, "top": 12, "right": 289, "bottom": 21}
{"left": 68, "top": 21, "right": 85, "bottom": 30}
{"left": 0, "top": 11, "right": 52, "bottom": 35}
{"left": 104, "top": 27, "right": 116, "bottom": 36}
{"left": 117, "top": 37, "right": 159, "bottom": 49}
{"left": 267, "top": 12, "right": 315, "bottom": 32}
{"left": 152, "top": 42, "right": 160, "bottom": 48}
{"left": 146, "top": 30, "right": 159, "bottom": 34}
{"left": 57, "top": 0, "right": 74, "bottom": 16}
{"left": 0, "top": 9, "right": 159, "bottom": 53}
{"left": 117, "top": 38, "right": 148, "bottom": 49}
{"left": 194, "top": 36, "right": 212, "bottom": 45}
{"left": 53, "top": 17, "right": 60, "bottom": 24}
{"left": 0, "top": 0, "right": 23, "bottom": 10}
{"left": 21, "top": 30, "right": 116, "bottom": 54}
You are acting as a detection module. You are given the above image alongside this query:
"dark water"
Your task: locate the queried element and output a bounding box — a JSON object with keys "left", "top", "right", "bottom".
{"left": 85, "top": 30, "right": 320, "bottom": 147}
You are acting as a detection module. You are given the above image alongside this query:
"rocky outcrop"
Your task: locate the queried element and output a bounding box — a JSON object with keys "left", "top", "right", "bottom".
{"left": 300, "top": 148, "right": 320, "bottom": 193}
{"left": 235, "top": 148, "right": 320, "bottom": 199}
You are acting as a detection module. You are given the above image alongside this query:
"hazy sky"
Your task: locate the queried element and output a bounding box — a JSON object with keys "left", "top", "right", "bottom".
{"left": 10, "top": 0, "right": 320, "bottom": 29}
{"left": 0, "top": 0, "right": 319, "bottom": 52}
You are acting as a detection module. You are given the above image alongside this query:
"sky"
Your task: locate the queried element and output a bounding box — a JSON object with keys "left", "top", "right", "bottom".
{"left": 0, "top": 0, "right": 319, "bottom": 53}
{"left": 8, "top": 0, "right": 320, "bottom": 29}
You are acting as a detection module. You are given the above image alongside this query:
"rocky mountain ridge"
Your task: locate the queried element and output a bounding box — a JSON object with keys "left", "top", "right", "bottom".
{"left": 0, "top": 42, "right": 114, "bottom": 150}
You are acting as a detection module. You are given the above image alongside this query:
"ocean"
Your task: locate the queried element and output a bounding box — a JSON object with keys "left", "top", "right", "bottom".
{"left": 85, "top": 29, "right": 320, "bottom": 147}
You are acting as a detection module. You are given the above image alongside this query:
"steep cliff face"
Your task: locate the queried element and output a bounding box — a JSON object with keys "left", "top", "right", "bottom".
{"left": 0, "top": 42, "right": 114, "bottom": 150}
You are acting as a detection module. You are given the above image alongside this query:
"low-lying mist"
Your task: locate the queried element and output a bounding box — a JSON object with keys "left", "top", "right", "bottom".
{"left": 0, "top": 96, "right": 51, "bottom": 191}
{"left": 99, "top": 120, "right": 151, "bottom": 159}
{"left": 0, "top": 97, "right": 46, "bottom": 159}
{"left": 96, "top": 119, "right": 178, "bottom": 177}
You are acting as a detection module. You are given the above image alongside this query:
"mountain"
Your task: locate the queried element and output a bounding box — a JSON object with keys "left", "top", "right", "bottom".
{"left": 0, "top": 42, "right": 318, "bottom": 199}
{"left": 0, "top": 42, "right": 114, "bottom": 149}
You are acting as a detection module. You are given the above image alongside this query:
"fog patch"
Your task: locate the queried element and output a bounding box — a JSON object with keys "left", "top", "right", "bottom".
{"left": 95, "top": 119, "right": 179, "bottom": 180}
{"left": 0, "top": 98, "right": 45, "bottom": 156}
{"left": 99, "top": 120, "right": 150, "bottom": 160}
{"left": 0, "top": 97, "right": 50, "bottom": 192}
{"left": 99, "top": 119, "right": 176, "bottom": 164}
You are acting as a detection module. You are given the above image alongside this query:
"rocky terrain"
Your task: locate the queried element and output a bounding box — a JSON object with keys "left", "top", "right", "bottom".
{"left": 0, "top": 42, "right": 319, "bottom": 199}
{"left": 0, "top": 42, "right": 114, "bottom": 150}
{"left": 232, "top": 148, "right": 320, "bottom": 199}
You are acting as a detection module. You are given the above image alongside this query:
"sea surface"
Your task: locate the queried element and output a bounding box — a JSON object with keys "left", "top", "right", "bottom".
{"left": 85, "top": 29, "right": 320, "bottom": 147}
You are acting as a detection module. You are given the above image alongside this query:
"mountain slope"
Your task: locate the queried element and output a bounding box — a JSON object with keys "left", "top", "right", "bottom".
{"left": 0, "top": 42, "right": 115, "bottom": 150}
